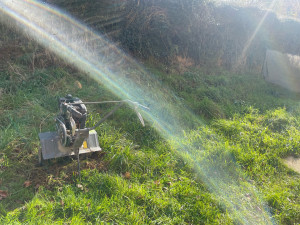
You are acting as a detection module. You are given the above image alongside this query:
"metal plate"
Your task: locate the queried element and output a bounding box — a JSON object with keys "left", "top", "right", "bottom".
{"left": 39, "top": 130, "right": 101, "bottom": 160}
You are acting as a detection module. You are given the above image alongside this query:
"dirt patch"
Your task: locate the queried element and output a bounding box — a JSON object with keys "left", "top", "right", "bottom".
{"left": 29, "top": 152, "right": 108, "bottom": 191}
{"left": 283, "top": 156, "right": 300, "bottom": 173}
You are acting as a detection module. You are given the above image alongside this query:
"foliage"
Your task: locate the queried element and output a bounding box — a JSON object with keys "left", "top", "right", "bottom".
{"left": 1, "top": 18, "right": 300, "bottom": 224}
{"left": 42, "top": 0, "right": 300, "bottom": 73}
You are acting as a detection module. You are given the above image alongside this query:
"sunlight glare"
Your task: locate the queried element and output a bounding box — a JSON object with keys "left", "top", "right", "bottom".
{"left": 0, "top": 0, "right": 275, "bottom": 223}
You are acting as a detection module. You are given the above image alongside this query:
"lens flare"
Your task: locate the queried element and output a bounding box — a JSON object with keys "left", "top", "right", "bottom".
{"left": 235, "top": 0, "right": 278, "bottom": 70}
{"left": 0, "top": 0, "right": 275, "bottom": 223}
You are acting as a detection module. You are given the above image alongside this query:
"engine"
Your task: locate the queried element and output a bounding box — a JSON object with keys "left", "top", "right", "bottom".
{"left": 56, "top": 94, "right": 87, "bottom": 147}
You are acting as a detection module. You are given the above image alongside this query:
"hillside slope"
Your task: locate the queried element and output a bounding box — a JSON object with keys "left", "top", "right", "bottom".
{"left": 0, "top": 32, "right": 300, "bottom": 224}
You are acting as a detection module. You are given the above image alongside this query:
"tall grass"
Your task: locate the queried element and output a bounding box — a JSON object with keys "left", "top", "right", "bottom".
{"left": 0, "top": 51, "right": 300, "bottom": 223}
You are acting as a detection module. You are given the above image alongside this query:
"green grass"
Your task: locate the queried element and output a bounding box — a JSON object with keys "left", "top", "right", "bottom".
{"left": 183, "top": 108, "right": 300, "bottom": 223}
{"left": 0, "top": 45, "right": 300, "bottom": 224}
{"left": 146, "top": 65, "right": 299, "bottom": 119}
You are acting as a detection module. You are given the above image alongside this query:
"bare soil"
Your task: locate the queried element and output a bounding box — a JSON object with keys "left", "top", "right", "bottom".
{"left": 283, "top": 156, "right": 300, "bottom": 174}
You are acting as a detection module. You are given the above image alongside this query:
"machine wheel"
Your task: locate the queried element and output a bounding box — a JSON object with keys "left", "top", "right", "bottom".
{"left": 57, "top": 122, "right": 67, "bottom": 147}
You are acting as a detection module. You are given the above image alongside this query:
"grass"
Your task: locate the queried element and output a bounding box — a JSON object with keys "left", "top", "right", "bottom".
{"left": 0, "top": 42, "right": 300, "bottom": 224}
{"left": 185, "top": 108, "right": 300, "bottom": 223}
